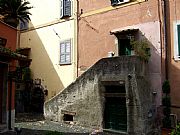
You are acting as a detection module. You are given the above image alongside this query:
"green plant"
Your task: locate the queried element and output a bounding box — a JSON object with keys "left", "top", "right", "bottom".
{"left": 162, "top": 80, "right": 170, "bottom": 94}
{"left": 130, "top": 39, "right": 151, "bottom": 61}
{"left": 162, "top": 80, "right": 171, "bottom": 128}
{"left": 171, "top": 123, "right": 180, "bottom": 135}
{"left": 22, "top": 67, "right": 31, "bottom": 81}
{"left": 45, "top": 131, "right": 63, "bottom": 135}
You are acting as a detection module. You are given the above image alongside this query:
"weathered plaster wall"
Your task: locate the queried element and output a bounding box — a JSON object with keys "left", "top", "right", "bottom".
{"left": 0, "top": 21, "right": 17, "bottom": 131}
{"left": 78, "top": 0, "right": 160, "bottom": 67}
{"left": 20, "top": 0, "right": 77, "bottom": 99}
{"left": 168, "top": 0, "right": 180, "bottom": 119}
{"left": 0, "top": 21, "right": 17, "bottom": 110}
{"left": 78, "top": 0, "right": 162, "bottom": 109}
{"left": 0, "top": 21, "right": 17, "bottom": 51}
{"left": 28, "top": 0, "right": 76, "bottom": 27}
{"left": 78, "top": 0, "right": 145, "bottom": 14}
{"left": 45, "top": 56, "right": 157, "bottom": 135}
{"left": 20, "top": 20, "right": 76, "bottom": 99}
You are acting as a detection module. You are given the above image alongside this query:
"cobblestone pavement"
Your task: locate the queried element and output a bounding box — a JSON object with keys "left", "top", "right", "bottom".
{"left": 15, "top": 121, "right": 125, "bottom": 135}
{"left": 14, "top": 113, "right": 122, "bottom": 135}
{"left": 15, "top": 120, "right": 94, "bottom": 134}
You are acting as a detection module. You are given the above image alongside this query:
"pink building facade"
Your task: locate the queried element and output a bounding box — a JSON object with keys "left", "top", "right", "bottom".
{"left": 78, "top": 0, "right": 163, "bottom": 112}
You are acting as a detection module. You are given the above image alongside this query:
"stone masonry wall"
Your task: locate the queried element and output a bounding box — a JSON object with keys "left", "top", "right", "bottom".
{"left": 44, "top": 56, "right": 156, "bottom": 135}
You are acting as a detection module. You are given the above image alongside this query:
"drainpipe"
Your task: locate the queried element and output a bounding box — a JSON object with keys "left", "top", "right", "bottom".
{"left": 76, "top": 0, "right": 79, "bottom": 77}
{"left": 8, "top": 76, "right": 12, "bottom": 130}
{"left": 158, "top": 0, "right": 163, "bottom": 81}
{"left": 163, "top": 0, "right": 169, "bottom": 80}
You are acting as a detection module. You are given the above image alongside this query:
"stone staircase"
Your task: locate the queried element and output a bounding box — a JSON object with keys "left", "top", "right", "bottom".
{"left": 44, "top": 56, "right": 156, "bottom": 135}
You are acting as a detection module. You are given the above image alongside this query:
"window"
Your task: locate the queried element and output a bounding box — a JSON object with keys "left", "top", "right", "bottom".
{"left": 174, "top": 24, "right": 180, "bottom": 60}
{"left": 63, "top": 114, "right": 73, "bottom": 121}
{"left": 60, "top": 39, "right": 71, "bottom": 64}
{"left": 19, "top": 20, "right": 28, "bottom": 30}
{"left": 111, "top": 0, "right": 130, "bottom": 6}
{"left": 60, "top": 0, "right": 71, "bottom": 18}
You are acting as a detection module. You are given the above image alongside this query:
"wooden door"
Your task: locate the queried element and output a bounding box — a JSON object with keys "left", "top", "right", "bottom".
{"left": 0, "top": 67, "right": 4, "bottom": 124}
{"left": 104, "top": 85, "right": 127, "bottom": 132}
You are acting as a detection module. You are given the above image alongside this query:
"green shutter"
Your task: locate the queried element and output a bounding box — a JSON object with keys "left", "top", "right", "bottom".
{"left": 64, "top": 0, "right": 71, "bottom": 17}
{"left": 178, "top": 25, "right": 180, "bottom": 56}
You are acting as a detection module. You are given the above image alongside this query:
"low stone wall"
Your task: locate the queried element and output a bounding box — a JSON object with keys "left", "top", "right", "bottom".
{"left": 44, "top": 56, "right": 156, "bottom": 135}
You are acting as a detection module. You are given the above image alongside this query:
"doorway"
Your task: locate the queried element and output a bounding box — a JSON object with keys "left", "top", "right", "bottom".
{"left": 118, "top": 39, "right": 131, "bottom": 56}
{"left": 0, "top": 63, "right": 7, "bottom": 125}
{"left": 104, "top": 85, "right": 127, "bottom": 132}
{"left": 115, "top": 29, "right": 139, "bottom": 56}
{"left": 0, "top": 69, "right": 3, "bottom": 124}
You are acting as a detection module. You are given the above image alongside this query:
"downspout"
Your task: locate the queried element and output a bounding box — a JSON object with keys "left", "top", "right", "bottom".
{"left": 163, "top": 0, "right": 169, "bottom": 80}
{"left": 157, "top": 0, "right": 164, "bottom": 80}
{"left": 76, "top": 0, "right": 79, "bottom": 77}
{"left": 17, "top": 29, "right": 21, "bottom": 49}
{"left": 8, "top": 76, "right": 12, "bottom": 130}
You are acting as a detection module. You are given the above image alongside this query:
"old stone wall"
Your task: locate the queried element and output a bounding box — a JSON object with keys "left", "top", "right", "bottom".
{"left": 44, "top": 56, "right": 156, "bottom": 135}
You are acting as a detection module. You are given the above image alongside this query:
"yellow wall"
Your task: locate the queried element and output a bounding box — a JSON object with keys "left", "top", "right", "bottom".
{"left": 20, "top": 0, "right": 77, "bottom": 99}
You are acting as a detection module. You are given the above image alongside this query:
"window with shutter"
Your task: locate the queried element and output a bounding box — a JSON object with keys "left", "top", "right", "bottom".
{"left": 60, "top": 39, "right": 71, "bottom": 64}
{"left": 60, "top": 0, "right": 71, "bottom": 18}
{"left": 177, "top": 25, "right": 180, "bottom": 56}
{"left": 174, "top": 24, "right": 180, "bottom": 60}
{"left": 60, "top": 0, "right": 64, "bottom": 18}
{"left": 111, "top": 0, "right": 130, "bottom": 6}
{"left": 19, "top": 20, "right": 28, "bottom": 30}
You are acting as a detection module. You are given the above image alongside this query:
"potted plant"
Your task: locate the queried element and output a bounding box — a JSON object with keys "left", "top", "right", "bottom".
{"left": 171, "top": 123, "right": 180, "bottom": 135}
{"left": 130, "top": 39, "right": 151, "bottom": 61}
{"left": 161, "top": 80, "right": 172, "bottom": 135}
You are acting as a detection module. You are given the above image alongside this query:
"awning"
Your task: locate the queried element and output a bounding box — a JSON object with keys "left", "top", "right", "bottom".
{"left": 110, "top": 27, "right": 139, "bottom": 35}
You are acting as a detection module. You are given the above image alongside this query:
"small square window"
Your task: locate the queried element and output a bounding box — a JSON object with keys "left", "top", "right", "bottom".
{"left": 63, "top": 114, "right": 73, "bottom": 121}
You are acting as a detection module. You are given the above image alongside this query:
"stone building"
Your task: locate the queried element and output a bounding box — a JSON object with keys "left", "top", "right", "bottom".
{"left": 45, "top": 0, "right": 164, "bottom": 134}
{"left": 23, "top": 0, "right": 179, "bottom": 134}
{"left": 45, "top": 56, "right": 157, "bottom": 134}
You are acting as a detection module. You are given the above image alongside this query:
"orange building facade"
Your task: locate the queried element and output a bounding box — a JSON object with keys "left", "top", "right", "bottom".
{"left": 78, "top": 0, "right": 163, "bottom": 112}
{"left": 0, "top": 20, "right": 17, "bottom": 132}
{"left": 168, "top": 0, "right": 180, "bottom": 119}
